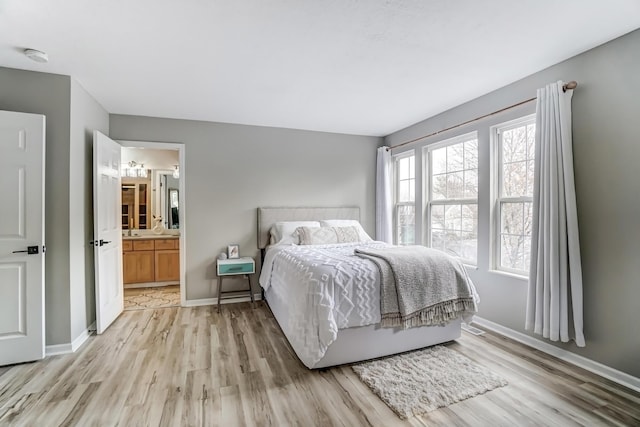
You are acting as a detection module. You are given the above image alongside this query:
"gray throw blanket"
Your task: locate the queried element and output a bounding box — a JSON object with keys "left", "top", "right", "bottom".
{"left": 355, "top": 246, "right": 478, "bottom": 329}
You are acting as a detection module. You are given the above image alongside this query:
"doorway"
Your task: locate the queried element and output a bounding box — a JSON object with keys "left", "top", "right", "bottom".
{"left": 118, "top": 141, "right": 186, "bottom": 310}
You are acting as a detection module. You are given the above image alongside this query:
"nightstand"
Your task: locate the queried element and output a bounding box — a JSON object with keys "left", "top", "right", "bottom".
{"left": 216, "top": 257, "right": 255, "bottom": 313}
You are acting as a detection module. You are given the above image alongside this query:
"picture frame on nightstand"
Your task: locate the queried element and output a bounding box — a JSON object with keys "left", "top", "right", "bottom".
{"left": 227, "top": 244, "right": 239, "bottom": 259}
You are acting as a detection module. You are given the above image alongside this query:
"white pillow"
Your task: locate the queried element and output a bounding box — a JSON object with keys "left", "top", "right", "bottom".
{"left": 297, "top": 226, "right": 361, "bottom": 245}
{"left": 270, "top": 221, "right": 321, "bottom": 245}
{"left": 319, "top": 220, "right": 373, "bottom": 242}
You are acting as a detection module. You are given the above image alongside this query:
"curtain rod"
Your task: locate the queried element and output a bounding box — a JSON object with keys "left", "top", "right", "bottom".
{"left": 387, "top": 80, "right": 578, "bottom": 151}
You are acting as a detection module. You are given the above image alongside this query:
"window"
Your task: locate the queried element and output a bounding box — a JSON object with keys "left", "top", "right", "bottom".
{"left": 394, "top": 153, "right": 415, "bottom": 245}
{"left": 426, "top": 133, "right": 478, "bottom": 264}
{"left": 494, "top": 116, "right": 536, "bottom": 274}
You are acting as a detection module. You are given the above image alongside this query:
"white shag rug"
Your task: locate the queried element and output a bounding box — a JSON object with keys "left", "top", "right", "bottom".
{"left": 351, "top": 345, "right": 507, "bottom": 419}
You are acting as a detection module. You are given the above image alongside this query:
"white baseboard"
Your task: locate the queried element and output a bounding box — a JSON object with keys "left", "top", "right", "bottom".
{"left": 472, "top": 316, "right": 640, "bottom": 393}
{"left": 183, "top": 293, "right": 263, "bottom": 308}
{"left": 45, "top": 321, "right": 96, "bottom": 357}
{"left": 71, "top": 321, "right": 96, "bottom": 352}
{"left": 45, "top": 342, "right": 72, "bottom": 356}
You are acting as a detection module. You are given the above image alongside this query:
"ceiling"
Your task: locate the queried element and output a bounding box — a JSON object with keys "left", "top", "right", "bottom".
{"left": 1, "top": 1, "right": 639, "bottom": 137}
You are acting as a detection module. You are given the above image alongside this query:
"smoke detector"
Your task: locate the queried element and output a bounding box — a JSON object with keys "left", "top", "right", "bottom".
{"left": 24, "top": 48, "right": 49, "bottom": 63}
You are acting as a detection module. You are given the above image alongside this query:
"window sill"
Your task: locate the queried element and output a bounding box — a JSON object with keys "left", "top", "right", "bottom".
{"left": 489, "top": 269, "right": 529, "bottom": 282}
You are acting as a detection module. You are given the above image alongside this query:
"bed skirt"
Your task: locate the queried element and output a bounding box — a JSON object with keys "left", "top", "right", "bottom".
{"left": 265, "top": 286, "right": 462, "bottom": 369}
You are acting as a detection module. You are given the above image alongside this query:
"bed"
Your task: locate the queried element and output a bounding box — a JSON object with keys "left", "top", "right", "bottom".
{"left": 257, "top": 206, "right": 477, "bottom": 369}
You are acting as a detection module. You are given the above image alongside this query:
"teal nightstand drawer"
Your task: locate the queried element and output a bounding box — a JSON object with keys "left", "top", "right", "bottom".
{"left": 217, "top": 257, "right": 255, "bottom": 276}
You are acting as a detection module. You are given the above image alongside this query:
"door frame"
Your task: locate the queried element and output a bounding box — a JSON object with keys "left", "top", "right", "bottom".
{"left": 119, "top": 140, "right": 187, "bottom": 306}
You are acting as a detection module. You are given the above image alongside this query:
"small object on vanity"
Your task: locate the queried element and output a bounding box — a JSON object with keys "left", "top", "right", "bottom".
{"left": 216, "top": 257, "right": 255, "bottom": 313}
{"left": 217, "top": 252, "right": 227, "bottom": 260}
{"left": 152, "top": 215, "right": 164, "bottom": 234}
{"left": 227, "top": 244, "right": 240, "bottom": 259}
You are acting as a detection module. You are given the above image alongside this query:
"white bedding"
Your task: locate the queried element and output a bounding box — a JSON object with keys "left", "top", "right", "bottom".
{"left": 259, "top": 241, "right": 390, "bottom": 367}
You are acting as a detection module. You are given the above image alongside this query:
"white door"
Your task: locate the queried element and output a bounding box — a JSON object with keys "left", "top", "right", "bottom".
{"left": 93, "top": 131, "right": 123, "bottom": 334}
{"left": 0, "top": 111, "right": 45, "bottom": 365}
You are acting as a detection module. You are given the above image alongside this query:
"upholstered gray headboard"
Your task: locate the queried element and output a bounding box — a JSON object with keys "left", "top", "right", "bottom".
{"left": 257, "top": 206, "right": 360, "bottom": 249}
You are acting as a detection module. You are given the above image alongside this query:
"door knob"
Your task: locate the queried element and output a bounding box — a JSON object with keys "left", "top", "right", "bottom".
{"left": 89, "top": 240, "right": 112, "bottom": 247}
{"left": 12, "top": 246, "right": 39, "bottom": 255}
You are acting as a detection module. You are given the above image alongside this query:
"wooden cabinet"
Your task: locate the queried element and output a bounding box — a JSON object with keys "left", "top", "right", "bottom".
{"left": 123, "top": 250, "right": 155, "bottom": 284}
{"left": 154, "top": 239, "right": 180, "bottom": 282}
{"left": 123, "top": 238, "right": 180, "bottom": 285}
{"left": 122, "top": 178, "right": 151, "bottom": 230}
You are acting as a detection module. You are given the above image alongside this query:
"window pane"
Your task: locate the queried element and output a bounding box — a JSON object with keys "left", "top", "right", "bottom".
{"left": 409, "top": 180, "right": 415, "bottom": 202}
{"left": 432, "top": 174, "right": 447, "bottom": 200}
{"left": 427, "top": 135, "right": 477, "bottom": 263}
{"left": 431, "top": 204, "right": 445, "bottom": 229}
{"left": 398, "top": 157, "right": 408, "bottom": 180}
{"left": 431, "top": 229, "right": 445, "bottom": 251}
{"left": 445, "top": 204, "right": 462, "bottom": 230}
{"left": 526, "top": 160, "right": 535, "bottom": 196}
{"left": 399, "top": 181, "right": 409, "bottom": 202}
{"left": 501, "top": 202, "right": 524, "bottom": 236}
{"left": 497, "top": 118, "right": 535, "bottom": 273}
{"left": 397, "top": 205, "right": 415, "bottom": 245}
{"left": 464, "top": 139, "right": 478, "bottom": 170}
{"left": 526, "top": 124, "right": 536, "bottom": 160}
{"left": 447, "top": 144, "right": 464, "bottom": 172}
{"left": 444, "top": 230, "right": 462, "bottom": 258}
{"left": 432, "top": 147, "right": 446, "bottom": 175}
{"left": 461, "top": 230, "right": 477, "bottom": 263}
{"left": 523, "top": 201, "right": 533, "bottom": 236}
{"left": 463, "top": 168, "right": 478, "bottom": 198}
{"left": 503, "top": 129, "right": 527, "bottom": 163}
{"left": 461, "top": 204, "right": 477, "bottom": 233}
{"left": 501, "top": 235, "right": 525, "bottom": 271}
{"left": 446, "top": 172, "right": 464, "bottom": 199}
{"left": 503, "top": 160, "right": 527, "bottom": 197}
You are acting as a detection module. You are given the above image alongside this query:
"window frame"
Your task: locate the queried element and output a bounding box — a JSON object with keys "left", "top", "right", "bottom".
{"left": 491, "top": 114, "right": 536, "bottom": 276}
{"left": 393, "top": 150, "right": 415, "bottom": 245}
{"left": 424, "top": 131, "right": 479, "bottom": 265}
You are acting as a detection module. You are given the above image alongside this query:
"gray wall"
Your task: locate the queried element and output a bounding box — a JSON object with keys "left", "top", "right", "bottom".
{"left": 385, "top": 29, "right": 640, "bottom": 377}
{"left": 69, "top": 79, "right": 109, "bottom": 340}
{"left": 110, "top": 116, "right": 381, "bottom": 300}
{"left": 0, "top": 67, "right": 72, "bottom": 345}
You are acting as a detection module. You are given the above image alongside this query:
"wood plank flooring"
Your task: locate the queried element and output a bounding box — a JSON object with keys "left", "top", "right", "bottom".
{"left": 1, "top": 302, "right": 638, "bottom": 426}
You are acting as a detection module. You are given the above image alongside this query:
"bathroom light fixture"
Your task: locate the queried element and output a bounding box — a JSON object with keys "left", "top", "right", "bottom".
{"left": 172, "top": 165, "right": 179, "bottom": 179}
{"left": 24, "top": 48, "right": 49, "bottom": 63}
{"left": 121, "top": 161, "right": 148, "bottom": 178}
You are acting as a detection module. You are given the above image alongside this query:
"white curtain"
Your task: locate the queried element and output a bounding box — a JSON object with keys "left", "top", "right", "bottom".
{"left": 376, "top": 146, "right": 393, "bottom": 243}
{"left": 526, "top": 81, "right": 585, "bottom": 347}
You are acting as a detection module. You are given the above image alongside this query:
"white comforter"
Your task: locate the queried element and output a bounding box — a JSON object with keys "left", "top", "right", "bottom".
{"left": 259, "top": 241, "right": 390, "bottom": 367}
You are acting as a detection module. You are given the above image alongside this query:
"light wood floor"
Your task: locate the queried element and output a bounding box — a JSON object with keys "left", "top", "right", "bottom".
{"left": 1, "top": 302, "right": 638, "bottom": 426}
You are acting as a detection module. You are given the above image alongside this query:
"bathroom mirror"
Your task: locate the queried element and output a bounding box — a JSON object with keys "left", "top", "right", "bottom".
{"left": 121, "top": 147, "right": 180, "bottom": 231}
{"left": 155, "top": 171, "right": 180, "bottom": 230}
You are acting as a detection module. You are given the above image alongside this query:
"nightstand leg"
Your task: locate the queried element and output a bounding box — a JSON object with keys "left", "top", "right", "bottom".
{"left": 217, "top": 276, "right": 223, "bottom": 313}
{"left": 247, "top": 275, "right": 255, "bottom": 308}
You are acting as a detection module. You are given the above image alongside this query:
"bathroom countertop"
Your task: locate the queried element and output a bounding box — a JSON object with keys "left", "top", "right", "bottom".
{"left": 122, "top": 234, "right": 180, "bottom": 240}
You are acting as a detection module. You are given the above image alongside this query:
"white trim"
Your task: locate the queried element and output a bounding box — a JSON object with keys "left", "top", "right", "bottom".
{"left": 182, "top": 293, "right": 263, "bottom": 308}
{"left": 472, "top": 316, "right": 640, "bottom": 393}
{"left": 45, "top": 343, "right": 73, "bottom": 357}
{"left": 45, "top": 321, "right": 96, "bottom": 356}
{"left": 71, "top": 321, "right": 96, "bottom": 352}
